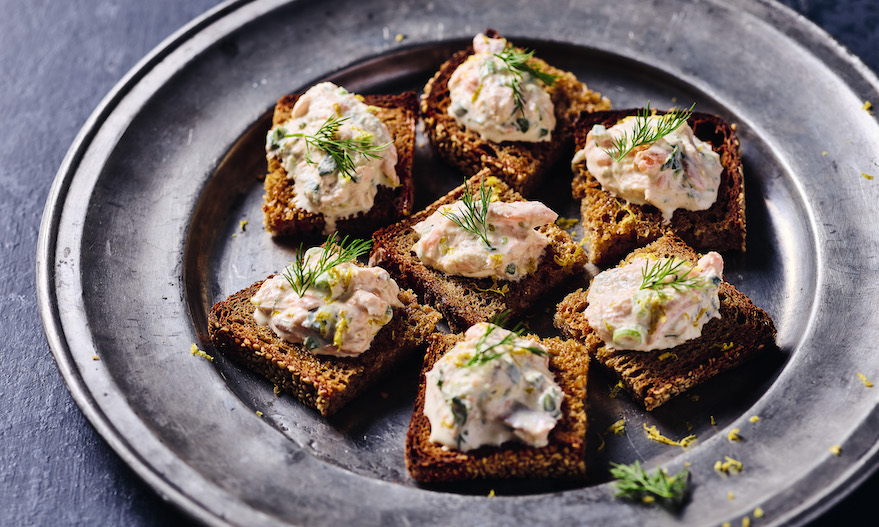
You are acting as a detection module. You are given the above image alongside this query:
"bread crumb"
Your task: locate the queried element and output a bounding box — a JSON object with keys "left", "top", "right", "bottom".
{"left": 190, "top": 343, "right": 214, "bottom": 362}
{"left": 714, "top": 456, "right": 743, "bottom": 475}
{"left": 609, "top": 380, "right": 624, "bottom": 398}
{"left": 754, "top": 507, "right": 764, "bottom": 518}
{"left": 239, "top": 219, "right": 248, "bottom": 231}
{"left": 487, "top": 489, "right": 495, "bottom": 497}
{"left": 728, "top": 491, "right": 734, "bottom": 500}
{"left": 555, "top": 217, "right": 579, "bottom": 230}
{"left": 742, "top": 516, "right": 751, "bottom": 527}
{"left": 730, "top": 123, "right": 737, "bottom": 131}
{"left": 256, "top": 410, "right": 263, "bottom": 417}
{"left": 728, "top": 428, "right": 743, "bottom": 442}
{"left": 687, "top": 393, "right": 700, "bottom": 402}
{"left": 857, "top": 372, "right": 874, "bottom": 387}
{"left": 395, "top": 33, "right": 405, "bottom": 42}
{"left": 605, "top": 419, "right": 626, "bottom": 436}
{"left": 830, "top": 445, "right": 841, "bottom": 456}
{"left": 643, "top": 423, "right": 696, "bottom": 448}
{"left": 749, "top": 415, "right": 760, "bottom": 423}
{"left": 863, "top": 100, "right": 873, "bottom": 114}
{"left": 92, "top": 355, "right": 100, "bottom": 361}
{"left": 863, "top": 173, "right": 875, "bottom": 181}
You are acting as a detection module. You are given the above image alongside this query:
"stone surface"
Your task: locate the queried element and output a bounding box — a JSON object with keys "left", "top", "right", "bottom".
{"left": 1, "top": 0, "right": 876, "bottom": 525}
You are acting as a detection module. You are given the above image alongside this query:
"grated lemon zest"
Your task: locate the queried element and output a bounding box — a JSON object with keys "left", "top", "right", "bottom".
{"left": 857, "top": 372, "right": 874, "bottom": 387}
{"left": 555, "top": 217, "right": 579, "bottom": 230}
{"left": 605, "top": 419, "right": 626, "bottom": 436}
{"left": 643, "top": 423, "right": 696, "bottom": 448}
{"left": 190, "top": 343, "right": 214, "bottom": 362}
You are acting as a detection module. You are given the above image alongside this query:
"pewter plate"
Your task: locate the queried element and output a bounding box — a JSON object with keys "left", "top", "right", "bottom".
{"left": 37, "top": 0, "right": 879, "bottom": 525}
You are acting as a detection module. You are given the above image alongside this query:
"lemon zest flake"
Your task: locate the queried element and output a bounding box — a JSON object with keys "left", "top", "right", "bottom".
{"left": 487, "top": 489, "right": 496, "bottom": 498}
{"left": 863, "top": 173, "right": 875, "bottom": 181}
{"left": 830, "top": 445, "right": 842, "bottom": 456}
{"left": 714, "top": 456, "right": 743, "bottom": 475}
{"left": 190, "top": 343, "right": 214, "bottom": 362}
{"left": 743, "top": 516, "right": 751, "bottom": 527}
{"left": 863, "top": 100, "right": 873, "bottom": 114}
{"left": 754, "top": 507, "right": 765, "bottom": 519}
{"left": 255, "top": 411, "right": 263, "bottom": 417}
{"left": 857, "top": 372, "right": 874, "bottom": 387}
{"left": 643, "top": 423, "right": 696, "bottom": 449}
{"left": 555, "top": 217, "right": 579, "bottom": 230}
{"left": 609, "top": 380, "right": 625, "bottom": 399}
{"left": 605, "top": 419, "right": 626, "bottom": 436}
{"left": 475, "top": 277, "right": 510, "bottom": 296}
{"left": 728, "top": 428, "right": 743, "bottom": 442}
{"left": 749, "top": 415, "right": 760, "bottom": 423}
{"left": 596, "top": 432, "right": 606, "bottom": 452}
{"left": 239, "top": 219, "right": 248, "bottom": 231}
{"left": 728, "top": 491, "right": 735, "bottom": 500}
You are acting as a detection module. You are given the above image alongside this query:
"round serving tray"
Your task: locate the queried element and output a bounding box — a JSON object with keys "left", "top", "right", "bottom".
{"left": 37, "top": 0, "right": 879, "bottom": 525}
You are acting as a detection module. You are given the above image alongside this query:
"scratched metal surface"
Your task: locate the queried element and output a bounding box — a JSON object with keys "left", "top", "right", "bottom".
{"left": 25, "top": 0, "right": 879, "bottom": 525}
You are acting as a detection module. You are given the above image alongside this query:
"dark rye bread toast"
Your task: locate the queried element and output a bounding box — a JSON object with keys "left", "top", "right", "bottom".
{"left": 406, "top": 332, "right": 589, "bottom": 482}
{"left": 554, "top": 234, "right": 775, "bottom": 410}
{"left": 208, "top": 280, "right": 440, "bottom": 416}
{"left": 369, "top": 169, "right": 587, "bottom": 333}
{"left": 422, "top": 30, "right": 611, "bottom": 196}
{"left": 262, "top": 92, "right": 418, "bottom": 237}
{"left": 572, "top": 110, "right": 746, "bottom": 267}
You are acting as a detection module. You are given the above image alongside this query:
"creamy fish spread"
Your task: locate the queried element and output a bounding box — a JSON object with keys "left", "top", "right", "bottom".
{"left": 585, "top": 252, "right": 723, "bottom": 351}
{"left": 424, "top": 322, "right": 564, "bottom": 451}
{"left": 412, "top": 197, "right": 557, "bottom": 282}
{"left": 572, "top": 115, "right": 722, "bottom": 221}
{"left": 447, "top": 33, "right": 556, "bottom": 143}
{"left": 251, "top": 247, "right": 402, "bottom": 357}
{"left": 266, "top": 82, "right": 398, "bottom": 233}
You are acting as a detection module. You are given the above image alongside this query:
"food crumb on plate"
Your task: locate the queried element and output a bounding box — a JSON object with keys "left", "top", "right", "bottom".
{"left": 830, "top": 445, "right": 842, "bottom": 456}
{"left": 857, "top": 372, "right": 873, "bottom": 387}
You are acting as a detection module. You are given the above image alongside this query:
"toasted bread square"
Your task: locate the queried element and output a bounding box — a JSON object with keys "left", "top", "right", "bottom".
{"left": 208, "top": 281, "right": 440, "bottom": 416}
{"left": 262, "top": 92, "right": 418, "bottom": 238}
{"left": 572, "top": 110, "right": 747, "bottom": 267}
{"left": 421, "top": 30, "right": 610, "bottom": 196}
{"left": 554, "top": 234, "right": 775, "bottom": 410}
{"left": 370, "top": 169, "right": 587, "bottom": 333}
{"left": 405, "top": 332, "right": 589, "bottom": 483}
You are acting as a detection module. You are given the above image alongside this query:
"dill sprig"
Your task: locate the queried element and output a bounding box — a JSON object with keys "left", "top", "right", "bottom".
{"left": 603, "top": 103, "right": 695, "bottom": 162}
{"left": 441, "top": 176, "right": 494, "bottom": 249}
{"left": 284, "top": 115, "right": 390, "bottom": 182}
{"left": 610, "top": 461, "right": 689, "bottom": 505}
{"left": 281, "top": 232, "right": 372, "bottom": 297}
{"left": 493, "top": 45, "right": 558, "bottom": 117}
{"left": 639, "top": 258, "right": 708, "bottom": 298}
{"left": 466, "top": 320, "right": 547, "bottom": 367}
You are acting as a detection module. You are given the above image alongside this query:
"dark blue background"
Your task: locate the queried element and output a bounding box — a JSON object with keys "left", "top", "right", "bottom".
{"left": 2, "top": 0, "right": 876, "bottom": 524}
